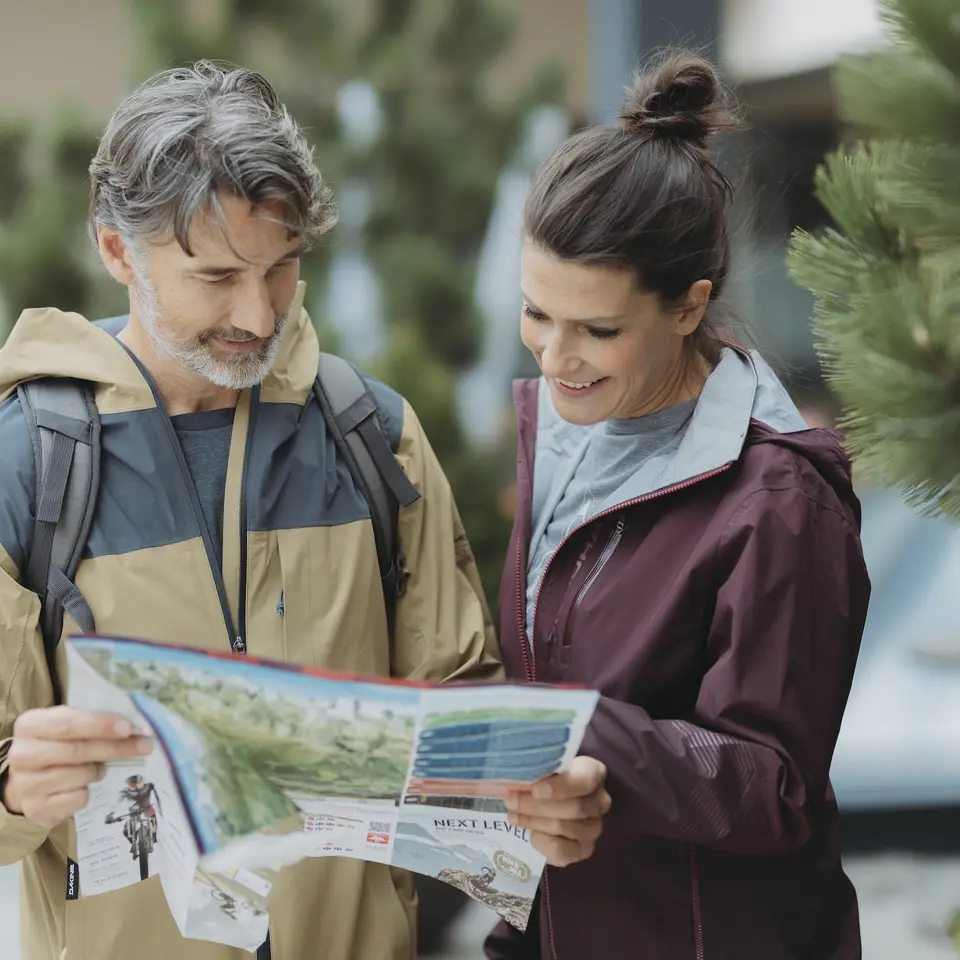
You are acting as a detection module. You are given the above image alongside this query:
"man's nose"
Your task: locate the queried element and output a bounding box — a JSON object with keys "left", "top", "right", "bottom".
{"left": 233, "top": 281, "right": 277, "bottom": 339}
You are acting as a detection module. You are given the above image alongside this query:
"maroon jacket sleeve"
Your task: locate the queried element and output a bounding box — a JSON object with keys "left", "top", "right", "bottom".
{"left": 484, "top": 919, "right": 539, "bottom": 960}
{"left": 578, "top": 484, "right": 869, "bottom": 855}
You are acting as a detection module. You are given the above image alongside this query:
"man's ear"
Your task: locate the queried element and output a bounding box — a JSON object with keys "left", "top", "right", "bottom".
{"left": 97, "top": 227, "right": 138, "bottom": 286}
{"left": 674, "top": 279, "right": 713, "bottom": 336}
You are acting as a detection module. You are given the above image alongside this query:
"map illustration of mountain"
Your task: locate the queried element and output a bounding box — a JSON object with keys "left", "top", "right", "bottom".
{"left": 436, "top": 868, "right": 533, "bottom": 930}
{"left": 76, "top": 637, "right": 418, "bottom": 846}
{"left": 392, "top": 820, "right": 537, "bottom": 931}
{"left": 65, "top": 635, "right": 598, "bottom": 946}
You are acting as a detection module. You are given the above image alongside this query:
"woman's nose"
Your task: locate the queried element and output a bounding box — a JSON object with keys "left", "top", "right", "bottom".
{"left": 539, "top": 330, "right": 579, "bottom": 378}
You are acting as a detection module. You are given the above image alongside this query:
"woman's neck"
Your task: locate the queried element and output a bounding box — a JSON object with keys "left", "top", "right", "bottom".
{"left": 624, "top": 348, "right": 713, "bottom": 420}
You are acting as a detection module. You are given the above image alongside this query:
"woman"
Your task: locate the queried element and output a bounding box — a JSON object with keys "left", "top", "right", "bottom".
{"left": 488, "top": 52, "right": 869, "bottom": 960}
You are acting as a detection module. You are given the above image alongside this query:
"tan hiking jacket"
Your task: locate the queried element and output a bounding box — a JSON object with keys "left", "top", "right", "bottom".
{"left": 0, "top": 281, "right": 502, "bottom": 959}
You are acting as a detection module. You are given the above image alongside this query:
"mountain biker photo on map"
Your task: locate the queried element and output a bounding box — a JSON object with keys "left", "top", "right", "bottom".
{"left": 104, "top": 773, "right": 161, "bottom": 881}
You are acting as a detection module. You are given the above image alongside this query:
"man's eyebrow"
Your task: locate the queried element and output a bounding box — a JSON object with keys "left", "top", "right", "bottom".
{"left": 193, "top": 264, "right": 239, "bottom": 278}
{"left": 192, "top": 243, "right": 307, "bottom": 277}
{"left": 277, "top": 242, "right": 308, "bottom": 262}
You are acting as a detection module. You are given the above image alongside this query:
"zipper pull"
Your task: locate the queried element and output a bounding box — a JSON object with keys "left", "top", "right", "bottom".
{"left": 233, "top": 636, "right": 246, "bottom": 655}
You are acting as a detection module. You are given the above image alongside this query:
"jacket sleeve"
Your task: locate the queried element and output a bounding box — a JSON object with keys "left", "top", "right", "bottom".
{"left": 391, "top": 400, "right": 503, "bottom": 684}
{"left": 484, "top": 914, "right": 541, "bottom": 959}
{"left": 0, "top": 395, "right": 56, "bottom": 861}
{"left": 579, "top": 485, "right": 869, "bottom": 856}
{"left": 0, "top": 554, "right": 56, "bottom": 863}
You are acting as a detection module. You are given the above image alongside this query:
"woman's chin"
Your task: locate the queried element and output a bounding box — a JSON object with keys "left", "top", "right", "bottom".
{"left": 550, "top": 396, "right": 608, "bottom": 427}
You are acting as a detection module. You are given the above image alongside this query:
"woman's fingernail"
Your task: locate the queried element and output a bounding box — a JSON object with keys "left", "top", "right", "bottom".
{"left": 114, "top": 720, "right": 132, "bottom": 737}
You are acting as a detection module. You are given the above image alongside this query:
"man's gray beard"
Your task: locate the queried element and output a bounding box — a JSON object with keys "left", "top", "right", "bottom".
{"left": 133, "top": 273, "right": 287, "bottom": 390}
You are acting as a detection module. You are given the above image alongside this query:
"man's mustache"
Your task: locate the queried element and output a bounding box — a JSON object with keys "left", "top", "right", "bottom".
{"left": 198, "top": 317, "right": 286, "bottom": 346}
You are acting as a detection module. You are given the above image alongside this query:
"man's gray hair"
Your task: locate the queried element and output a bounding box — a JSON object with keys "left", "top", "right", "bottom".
{"left": 89, "top": 61, "right": 337, "bottom": 253}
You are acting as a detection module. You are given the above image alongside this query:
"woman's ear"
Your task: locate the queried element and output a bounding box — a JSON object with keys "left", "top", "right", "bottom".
{"left": 675, "top": 279, "right": 713, "bottom": 335}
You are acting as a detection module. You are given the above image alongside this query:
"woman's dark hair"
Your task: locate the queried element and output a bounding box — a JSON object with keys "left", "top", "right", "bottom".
{"left": 524, "top": 50, "right": 741, "bottom": 361}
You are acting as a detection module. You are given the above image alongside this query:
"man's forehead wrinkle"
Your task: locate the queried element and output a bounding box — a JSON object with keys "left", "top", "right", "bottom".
{"left": 187, "top": 203, "right": 251, "bottom": 265}
{"left": 182, "top": 200, "right": 305, "bottom": 267}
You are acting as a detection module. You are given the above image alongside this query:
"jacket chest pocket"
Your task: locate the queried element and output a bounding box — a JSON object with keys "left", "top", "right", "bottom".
{"left": 256, "top": 525, "right": 390, "bottom": 675}
{"left": 547, "top": 514, "right": 627, "bottom": 669}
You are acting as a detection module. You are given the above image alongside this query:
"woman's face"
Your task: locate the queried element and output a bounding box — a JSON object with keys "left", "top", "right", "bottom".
{"left": 520, "top": 241, "right": 710, "bottom": 426}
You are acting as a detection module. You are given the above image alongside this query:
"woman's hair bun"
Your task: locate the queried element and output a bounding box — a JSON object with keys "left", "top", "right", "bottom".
{"left": 619, "top": 51, "right": 737, "bottom": 147}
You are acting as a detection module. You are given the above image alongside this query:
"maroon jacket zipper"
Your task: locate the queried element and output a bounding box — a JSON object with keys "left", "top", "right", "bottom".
{"left": 517, "top": 464, "right": 733, "bottom": 679}
{"left": 515, "top": 464, "right": 732, "bottom": 959}
{"left": 515, "top": 539, "right": 535, "bottom": 682}
{"left": 690, "top": 845, "right": 705, "bottom": 960}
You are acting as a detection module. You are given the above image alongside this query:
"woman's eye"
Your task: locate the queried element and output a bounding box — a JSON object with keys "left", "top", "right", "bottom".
{"left": 523, "top": 304, "right": 547, "bottom": 322}
{"left": 588, "top": 327, "right": 621, "bottom": 341}
{"left": 204, "top": 274, "right": 235, "bottom": 286}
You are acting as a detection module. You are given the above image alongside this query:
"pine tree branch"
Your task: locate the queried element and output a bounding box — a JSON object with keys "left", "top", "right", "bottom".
{"left": 789, "top": 0, "right": 960, "bottom": 517}
{"left": 883, "top": 0, "right": 960, "bottom": 79}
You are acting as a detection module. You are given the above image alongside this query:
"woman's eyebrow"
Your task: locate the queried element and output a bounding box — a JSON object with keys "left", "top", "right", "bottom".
{"left": 520, "top": 291, "right": 626, "bottom": 323}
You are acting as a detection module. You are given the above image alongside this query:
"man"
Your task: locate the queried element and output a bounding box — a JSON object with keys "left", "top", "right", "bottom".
{"left": 105, "top": 774, "right": 160, "bottom": 882}
{"left": 0, "top": 63, "right": 608, "bottom": 960}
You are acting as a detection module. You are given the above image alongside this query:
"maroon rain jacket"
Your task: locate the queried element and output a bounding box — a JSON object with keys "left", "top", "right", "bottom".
{"left": 485, "top": 348, "right": 870, "bottom": 960}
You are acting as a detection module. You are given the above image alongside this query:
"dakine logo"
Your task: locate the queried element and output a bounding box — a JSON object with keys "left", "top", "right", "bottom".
{"left": 66, "top": 859, "right": 79, "bottom": 900}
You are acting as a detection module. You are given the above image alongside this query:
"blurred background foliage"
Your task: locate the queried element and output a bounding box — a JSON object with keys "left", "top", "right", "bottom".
{"left": 0, "top": 0, "right": 566, "bottom": 602}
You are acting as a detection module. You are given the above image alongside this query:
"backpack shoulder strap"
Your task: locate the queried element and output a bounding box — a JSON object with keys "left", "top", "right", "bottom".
{"left": 18, "top": 379, "right": 100, "bottom": 702}
{"left": 313, "top": 354, "right": 420, "bottom": 645}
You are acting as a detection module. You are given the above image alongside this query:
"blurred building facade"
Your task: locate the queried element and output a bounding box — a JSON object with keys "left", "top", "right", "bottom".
{"left": 0, "top": 0, "right": 593, "bottom": 123}
{"left": 587, "top": 0, "right": 883, "bottom": 383}
{"left": 1, "top": 0, "right": 883, "bottom": 384}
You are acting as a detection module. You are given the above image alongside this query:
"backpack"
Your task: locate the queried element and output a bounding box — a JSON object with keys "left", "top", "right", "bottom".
{"left": 17, "top": 353, "right": 420, "bottom": 704}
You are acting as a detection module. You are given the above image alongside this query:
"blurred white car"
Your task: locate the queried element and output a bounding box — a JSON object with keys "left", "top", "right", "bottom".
{"left": 831, "top": 485, "right": 960, "bottom": 811}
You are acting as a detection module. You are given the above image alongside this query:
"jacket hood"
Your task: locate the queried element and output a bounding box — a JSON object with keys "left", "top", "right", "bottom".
{"left": 516, "top": 346, "right": 856, "bottom": 524}
{"left": 746, "top": 424, "right": 858, "bottom": 518}
{"left": 730, "top": 347, "right": 857, "bottom": 513}
{"left": 0, "top": 280, "right": 313, "bottom": 412}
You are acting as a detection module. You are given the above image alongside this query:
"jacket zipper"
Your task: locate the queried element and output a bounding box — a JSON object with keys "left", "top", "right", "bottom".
{"left": 128, "top": 352, "right": 240, "bottom": 652}
{"left": 523, "top": 465, "right": 732, "bottom": 679}
{"left": 518, "top": 464, "right": 732, "bottom": 957}
{"left": 515, "top": 540, "right": 535, "bottom": 682}
{"left": 543, "top": 869, "right": 560, "bottom": 960}
{"left": 235, "top": 386, "right": 259, "bottom": 654}
{"left": 572, "top": 515, "right": 625, "bottom": 612}
{"left": 690, "top": 845, "right": 705, "bottom": 960}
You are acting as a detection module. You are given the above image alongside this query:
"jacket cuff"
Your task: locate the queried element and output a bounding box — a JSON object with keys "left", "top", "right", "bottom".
{"left": 0, "top": 796, "right": 52, "bottom": 855}
{"left": 0, "top": 737, "right": 51, "bottom": 857}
